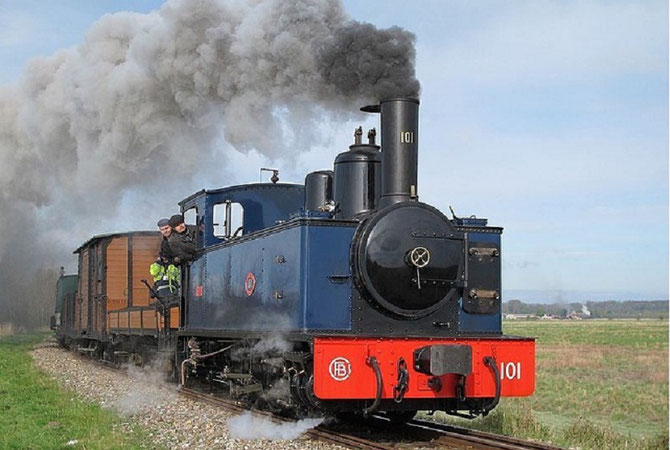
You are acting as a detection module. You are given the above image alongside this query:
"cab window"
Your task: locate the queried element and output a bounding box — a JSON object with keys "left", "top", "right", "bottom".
{"left": 183, "top": 207, "right": 203, "bottom": 247}
{"left": 213, "top": 202, "right": 244, "bottom": 239}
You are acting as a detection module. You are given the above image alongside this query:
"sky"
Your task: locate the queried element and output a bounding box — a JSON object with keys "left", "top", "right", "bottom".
{"left": 0, "top": 0, "right": 667, "bottom": 302}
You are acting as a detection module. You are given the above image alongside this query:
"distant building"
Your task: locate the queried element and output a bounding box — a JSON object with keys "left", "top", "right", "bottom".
{"left": 567, "top": 304, "right": 591, "bottom": 320}
{"left": 504, "top": 314, "right": 534, "bottom": 320}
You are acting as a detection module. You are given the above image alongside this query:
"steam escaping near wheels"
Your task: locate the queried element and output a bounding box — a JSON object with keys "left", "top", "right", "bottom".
{"left": 227, "top": 411, "right": 324, "bottom": 441}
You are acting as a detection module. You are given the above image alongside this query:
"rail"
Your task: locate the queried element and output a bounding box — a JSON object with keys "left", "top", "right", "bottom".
{"left": 397, "top": 416, "right": 563, "bottom": 450}
{"left": 74, "top": 349, "right": 562, "bottom": 450}
{"left": 180, "top": 387, "right": 564, "bottom": 450}
{"left": 179, "top": 387, "right": 393, "bottom": 450}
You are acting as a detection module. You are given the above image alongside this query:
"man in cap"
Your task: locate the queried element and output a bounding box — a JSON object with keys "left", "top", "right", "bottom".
{"left": 148, "top": 218, "right": 181, "bottom": 313}
{"left": 167, "top": 214, "right": 197, "bottom": 264}
{"left": 157, "top": 218, "right": 174, "bottom": 264}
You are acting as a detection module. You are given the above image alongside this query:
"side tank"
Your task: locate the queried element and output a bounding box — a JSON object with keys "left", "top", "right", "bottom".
{"left": 333, "top": 127, "right": 381, "bottom": 219}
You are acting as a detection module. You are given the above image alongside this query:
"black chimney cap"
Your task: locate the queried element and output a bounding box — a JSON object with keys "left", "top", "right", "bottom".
{"left": 361, "top": 97, "right": 420, "bottom": 113}
{"left": 360, "top": 104, "right": 380, "bottom": 113}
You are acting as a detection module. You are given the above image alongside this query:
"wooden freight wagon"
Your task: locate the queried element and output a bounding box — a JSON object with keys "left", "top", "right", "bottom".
{"left": 51, "top": 271, "right": 78, "bottom": 342}
{"left": 73, "top": 231, "right": 179, "bottom": 340}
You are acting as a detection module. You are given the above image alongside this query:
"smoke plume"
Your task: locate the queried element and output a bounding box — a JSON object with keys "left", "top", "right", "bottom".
{"left": 0, "top": 0, "right": 419, "bottom": 328}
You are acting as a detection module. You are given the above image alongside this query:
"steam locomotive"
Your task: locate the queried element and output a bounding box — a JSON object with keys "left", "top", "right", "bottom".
{"left": 52, "top": 97, "right": 535, "bottom": 421}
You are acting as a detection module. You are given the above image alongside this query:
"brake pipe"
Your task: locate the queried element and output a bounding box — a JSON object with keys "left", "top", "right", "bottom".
{"left": 363, "top": 356, "right": 383, "bottom": 417}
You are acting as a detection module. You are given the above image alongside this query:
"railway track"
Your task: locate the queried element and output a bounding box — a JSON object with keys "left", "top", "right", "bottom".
{"left": 179, "top": 387, "right": 392, "bottom": 449}
{"left": 179, "top": 387, "right": 563, "bottom": 450}
{"left": 71, "top": 347, "right": 559, "bottom": 450}
{"left": 389, "top": 416, "right": 562, "bottom": 450}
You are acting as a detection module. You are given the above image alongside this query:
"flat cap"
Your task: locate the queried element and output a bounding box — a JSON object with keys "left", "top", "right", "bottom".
{"left": 157, "top": 218, "right": 170, "bottom": 227}
{"left": 168, "top": 214, "right": 185, "bottom": 227}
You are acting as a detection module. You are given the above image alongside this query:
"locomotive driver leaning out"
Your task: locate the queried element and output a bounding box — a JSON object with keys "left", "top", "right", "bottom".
{"left": 157, "top": 218, "right": 174, "bottom": 264}
{"left": 148, "top": 217, "right": 181, "bottom": 306}
{"left": 167, "top": 214, "right": 197, "bottom": 264}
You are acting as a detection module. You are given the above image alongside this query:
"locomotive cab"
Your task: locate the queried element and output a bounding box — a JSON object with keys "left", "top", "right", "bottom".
{"left": 178, "top": 183, "right": 304, "bottom": 250}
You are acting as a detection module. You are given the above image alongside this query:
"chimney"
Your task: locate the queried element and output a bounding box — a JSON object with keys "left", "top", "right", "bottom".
{"left": 362, "top": 97, "right": 419, "bottom": 208}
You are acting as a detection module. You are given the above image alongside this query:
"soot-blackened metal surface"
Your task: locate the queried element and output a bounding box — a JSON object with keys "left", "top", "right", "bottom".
{"left": 333, "top": 146, "right": 381, "bottom": 219}
{"left": 378, "top": 98, "right": 419, "bottom": 207}
{"left": 354, "top": 202, "right": 464, "bottom": 319}
{"left": 349, "top": 288, "right": 461, "bottom": 337}
{"left": 414, "top": 344, "right": 472, "bottom": 376}
{"left": 458, "top": 230, "right": 503, "bottom": 333}
{"left": 304, "top": 170, "right": 333, "bottom": 211}
{"left": 462, "top": 232, "right": 501, "bottom": 315}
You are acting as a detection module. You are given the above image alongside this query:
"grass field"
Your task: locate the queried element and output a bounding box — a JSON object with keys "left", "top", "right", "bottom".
{"left": 426, "top": 319, "right": 669, "bottom": 449}
{"left": 0, "top": 334, "right": 152, "bottom": 450}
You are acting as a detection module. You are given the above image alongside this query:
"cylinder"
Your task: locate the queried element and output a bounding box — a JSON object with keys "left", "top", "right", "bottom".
{"left": 333, "top": 144, "right": 381, "bottom": 219}
{"left": 304, "top": 170, "right": 333, "bottom": 211}
{"left": 379, "top": 97, "right": 419, "bottom": 208}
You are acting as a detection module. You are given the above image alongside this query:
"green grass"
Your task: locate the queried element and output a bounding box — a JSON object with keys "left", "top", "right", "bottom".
{"left": 0, "top": 334, "right": 155, "bottom": 450}
{"left": 425, "top": 320, "right": 669, "bottom": 450}
{"left": 505, "top": 319, "right": 669, "bottom": 349}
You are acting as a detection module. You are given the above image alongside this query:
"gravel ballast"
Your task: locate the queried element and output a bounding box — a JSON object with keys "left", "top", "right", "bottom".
{"left": 31, "top": 340, "right": 344, "bottom": 450}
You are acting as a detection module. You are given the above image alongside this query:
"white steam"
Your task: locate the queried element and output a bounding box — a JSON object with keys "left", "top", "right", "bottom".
{"left": 227, "top": 411, "right": 324, "bottom": 441}
{"left": 0, "top": 0, "right": 419, "bottom": 328}
{"left": 115, "top": 357, "right": 178, "bottom": 415}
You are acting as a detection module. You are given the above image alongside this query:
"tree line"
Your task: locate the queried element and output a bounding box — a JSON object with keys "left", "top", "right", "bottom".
{"left": 504, "top": 299, "right": 668, "bottom": 319}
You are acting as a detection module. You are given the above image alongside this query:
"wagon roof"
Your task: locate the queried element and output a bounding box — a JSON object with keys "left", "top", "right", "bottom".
{"left": 73, "top": 230, "right": 158, "bottom": 254}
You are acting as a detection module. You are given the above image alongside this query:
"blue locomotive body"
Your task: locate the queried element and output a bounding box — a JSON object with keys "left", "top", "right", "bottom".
{"left": 185, "top": 213, "right": 356, "bottom": 333}
{"left": 179, "top": 182, "right": 503, "bottom": 337}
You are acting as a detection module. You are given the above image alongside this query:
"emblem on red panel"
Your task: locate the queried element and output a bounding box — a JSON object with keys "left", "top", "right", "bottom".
{"left": 328, "top": 357, "right": 351, "bottom": 381}
{"left": 244, "top": 272, "right": 256, "bottom": 296}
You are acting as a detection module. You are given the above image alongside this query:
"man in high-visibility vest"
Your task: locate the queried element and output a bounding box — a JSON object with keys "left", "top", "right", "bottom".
{"left": 149, "top": 259, "right": 180, "bottom": 334}
{"left": 149, "top": 260, "right": 180, "bottom": 300}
